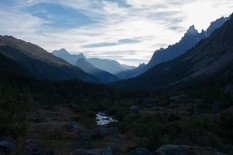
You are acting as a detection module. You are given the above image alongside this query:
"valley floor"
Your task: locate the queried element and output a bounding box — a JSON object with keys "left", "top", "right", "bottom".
{"left": 2, "top": 92, "right": 233, "bottom": 155}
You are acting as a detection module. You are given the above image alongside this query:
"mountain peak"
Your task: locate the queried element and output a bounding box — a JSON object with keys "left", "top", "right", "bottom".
{"left": 78, "top": 53, "right": 85, "bottom": 58}
{"left": 138, "top": 63, "right": 146, "bottom": 67}
{"left": 52, "top": 49, "right": 86, "bottom": 65}
{"left": 60, "top": 48, "right": 67, "bottom": 52}
{"left": 53, "top": 48, "right": 69, "bottom": 55}
{"left": 206, "top": 16, "right": 229, "bottom": 37}
{"left": 76, "top": 57, "right": 86, "bottom": 62}
{"left": 186, "top": 25, "right": 198, "bottom": 35}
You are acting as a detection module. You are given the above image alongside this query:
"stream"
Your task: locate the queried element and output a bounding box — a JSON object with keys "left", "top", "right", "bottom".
{"left": 96, "top": 112, "right": 118, "bottom": 126}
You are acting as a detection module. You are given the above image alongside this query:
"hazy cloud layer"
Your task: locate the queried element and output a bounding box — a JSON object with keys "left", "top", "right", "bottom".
{"left": 0, "top": 0, "right": 232, "bottom": 65}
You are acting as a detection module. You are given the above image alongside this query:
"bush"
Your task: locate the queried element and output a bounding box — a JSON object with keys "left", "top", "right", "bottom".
{"left": 218, "top": 110, "right": 233, "bottom": 130}
{"left": 0, "top": 87, "right": 31, "bottom": 138}
{"left": 168, "top": 113, "right": 181, "bottom": 122}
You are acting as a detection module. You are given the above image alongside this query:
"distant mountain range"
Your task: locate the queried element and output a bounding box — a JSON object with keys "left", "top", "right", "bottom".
{"left": 52, "top": 49, "right": 135, "bottom": 75}
{"left": 116, "top": 15, "right": 230, "bottom": 80}
{"left": 0, "top": 36, "right": 99, "bottom": 83}
{"left": 110, "top": 14, "right": 233, "bottom": 89}
{"left": 53, "top": 48, "right": 85, "bottom": 65}
{"left": 87, "top": 58, "right": 135, "bottom": 75}
{"left": 75, "top": 58, "right": 119, "bottom": 83}
{"left": 116, "top": 63, "right": 145, "bottom": 80}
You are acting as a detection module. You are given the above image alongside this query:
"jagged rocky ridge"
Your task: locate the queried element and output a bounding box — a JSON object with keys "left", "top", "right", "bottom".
{"left": 116, "top": 16, "right": 230, "bottom": 80}
{"left": 143, "top": 16, "right": 230, "bottom": 72}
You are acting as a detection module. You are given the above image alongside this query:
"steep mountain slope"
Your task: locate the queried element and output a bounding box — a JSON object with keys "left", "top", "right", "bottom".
{"left": 52, "top": 49, "right": 134, "bottom": 75}
{"left": 0, "top": 36, "right": 99, "bottom": 83}
{"left": 75, "top": 58, "right": 119, "bottom": 83}
{"left": 116, "top": 63, "right": 146, "bottom": 79}
{"left": 52, "top": 48, "right": 85, "bottom": 65}
{"left": 110, "top": 15, "right": 233, "bottom": 89}
{"left": 143, "top": 16, "right": 229, "bottom": 72}
{"left": 122, "top": 64, "right": 136, "bottom": 70}
{"left": 0, "top": 51, "right": 34, "bottom": 80}
{"left": 86, "top": 58, "right": 130, "bottom": 75}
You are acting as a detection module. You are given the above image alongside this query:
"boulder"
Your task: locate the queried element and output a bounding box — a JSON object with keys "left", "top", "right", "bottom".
{"left": 170, "top": 94, "right": 191, "bottom": 103}
{"left": 104, "top": 127, "right": 119, "bottom": 134}
{"left": 79, "top": 99, "right": 93, "bottom": 105}
{"left": 81, "top": 127, "right": 119, "bottom": 141}
{"left": 229, "top": 106, "right": 233, "bottom": 111}
{"left": 24, "top": 139, "right": 53, "bottom": 155}
{"left": 210, "top": 114, "right": 219, "bottom": 121}
{"left": 0, "top": 141, "right": 14, "bottom": 153}
{"left": 34, "top": 112, "right": 47, "bottom": 123}
{"left": 68, "top": 122, "right": 81, "bottom": 132}
{"left": 108, "top": 145, "right": 120, "bottom": 153}
{"left": 151, "top": 106, "right": 158, "bottom": 110}
{"left": 193, "top": 99, "right": 203, "bottom": 104}
{"left": 37, "top": 122, "right": 49, "bottom": 126}
{"left": 0, "top": 136, "right": 13, "bottom": 142}
{"left": 211, "top": 102, "right": 220, "bottom": 111}
{"left": 112, "top": 134, "right": 123, "bottom": 140}
{"left": 143, "top": 98, "right": 157, "bottom": 105}
{"left": 170, "top": 96, "right": 180, "bottom": 102}
{"left": 110, "top": 134, "right": 124, "bottom": 143}
{"left": 155, "top": 145, "right": 197, "bottom": 155}
{"left": 93, "top": 127, "right": 119, "bottom": 138}
{"left": 75, "top": 148, "right": 113, "bottom": 155}
{"left": 76, "top": 139, "right": 91, "bottom": 149}
{"left": 129, "top": 106, "right": 139, "bottom": 112}
{"left": 156, "top": 145, "right": 228, "bottom": 155}
{"left": 180, "top": 94, "right": 191, "bottom": 100}
{"left": 33, "top": 101, "right": 40, "bottom": 106}
{"left": 215, "top": 152, "right": 227, "bottom": 155}
{"left": 24, "top": 139, "right": 40, "bottom": 154}
{"left": 38, "top": 148, "right": 53, "bottom": 155}
{"left": 125, "top": 148, "right": 153, "bottom": 155}
{"left": 81, "top": 130, "right": 95, "bottom": 141}
{"left": 224, "top": 85, "right": 233, "bottom": 96}
{"left": 169, "top": 102, "right": 177, "bottom": 109}
{"left": 93, "top": 128, "right": 108, "bottom": 138}
{"left": 68, "top": 103, "right": 77, "bottom": 109}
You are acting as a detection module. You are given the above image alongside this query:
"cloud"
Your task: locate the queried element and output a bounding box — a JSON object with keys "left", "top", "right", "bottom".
{"left": 118, "top": 39, "right": 139, "bottom": 43}
{"left": 0, "top": 0, "right": 232, "bottom": 66}
{"left": 83, "top": 42, "right": 118, "bottom": 48}
{"left": 83, "top": 39, "right": 139, "bottom": 48}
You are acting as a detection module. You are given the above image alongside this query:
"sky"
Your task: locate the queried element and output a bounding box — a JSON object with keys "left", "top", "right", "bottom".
{"left": 0, "top": 0, "right": 232, "bottom": 66}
